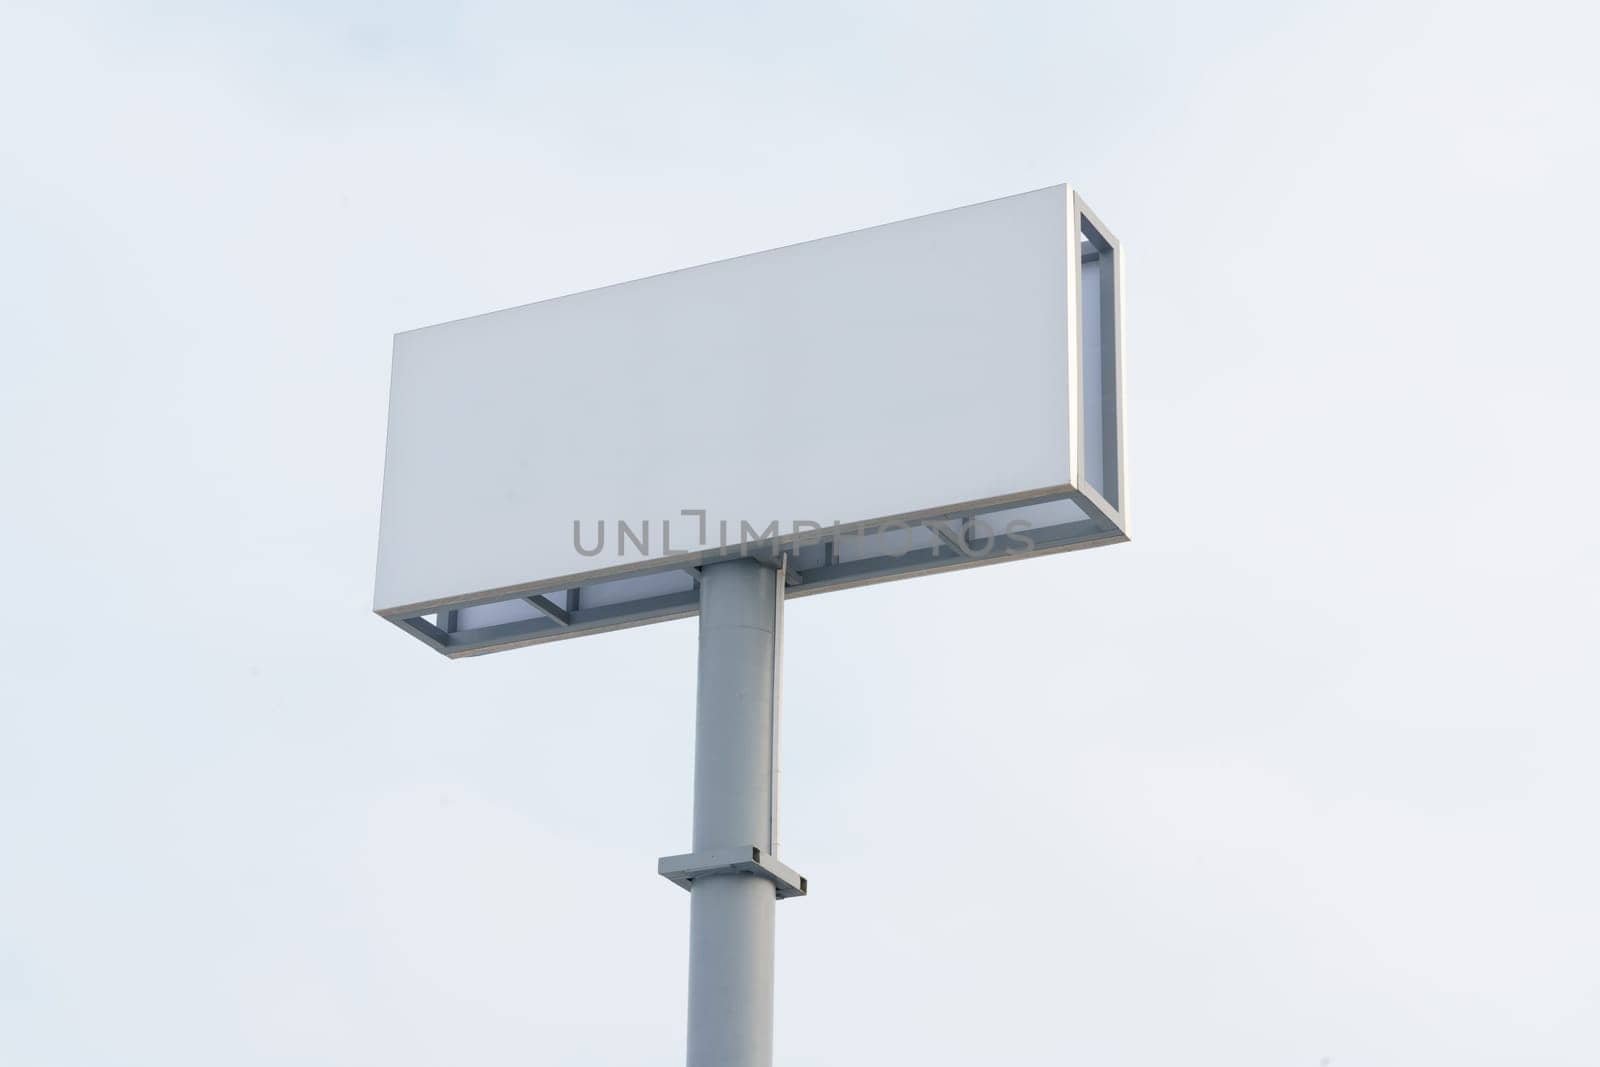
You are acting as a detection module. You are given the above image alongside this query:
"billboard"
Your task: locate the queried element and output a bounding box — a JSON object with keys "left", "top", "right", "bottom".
{"left": 375, "top": 184, "right": 1126, "bottom": 656}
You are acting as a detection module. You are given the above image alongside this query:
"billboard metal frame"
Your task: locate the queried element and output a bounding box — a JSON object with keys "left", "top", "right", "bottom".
{"left": 380, "top": 191, "right": 1126, "bottom": 658}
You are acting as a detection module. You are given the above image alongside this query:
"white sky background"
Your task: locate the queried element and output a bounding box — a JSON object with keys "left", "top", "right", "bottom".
{"left": 2, "top": 1, "right": 1597, "bottom": 1064}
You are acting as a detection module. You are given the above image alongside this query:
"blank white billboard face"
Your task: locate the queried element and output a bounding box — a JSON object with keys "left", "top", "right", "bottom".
{"left": 376, "top": 184, "right": 1126, "bottom": 656}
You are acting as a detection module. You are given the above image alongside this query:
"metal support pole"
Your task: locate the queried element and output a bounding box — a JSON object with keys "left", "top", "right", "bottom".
{"left": 684, "top": 557, "right": 785, "bottom": 1067}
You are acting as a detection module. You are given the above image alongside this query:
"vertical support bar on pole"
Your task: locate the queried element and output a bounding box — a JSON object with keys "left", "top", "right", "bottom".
{"left": 686, "top": 558, "right": 782, "bottom": 1067}
{"left": 768, "top": 554, "right": 786, "bottom": 860}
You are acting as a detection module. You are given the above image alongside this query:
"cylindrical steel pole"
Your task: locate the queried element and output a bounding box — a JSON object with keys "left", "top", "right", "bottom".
{"left": 686, "top": 558, "right": 782, "bottom": 1067}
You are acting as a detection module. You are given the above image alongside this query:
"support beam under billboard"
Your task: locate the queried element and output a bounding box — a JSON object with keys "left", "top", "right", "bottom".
{"left": 654, "top": 558, "right": 805, "bottom": 1067}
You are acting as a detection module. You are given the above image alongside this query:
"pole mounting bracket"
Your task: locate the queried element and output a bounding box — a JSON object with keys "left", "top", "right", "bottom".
{"left": 657, "top": 846, "right": 808, "bottom": 900}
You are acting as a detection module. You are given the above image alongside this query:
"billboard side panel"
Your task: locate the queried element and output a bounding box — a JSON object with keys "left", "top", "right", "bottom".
{"left": 375, "top": 186, "right": 1074, "bottom": 614}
